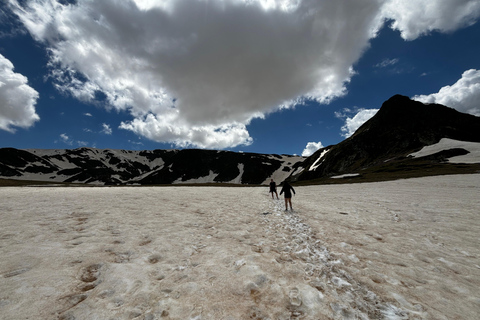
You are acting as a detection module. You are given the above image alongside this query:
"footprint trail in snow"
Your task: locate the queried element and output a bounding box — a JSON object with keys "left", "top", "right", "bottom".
{"left": 257, "top": 195, "right": 415, "bottom": 319}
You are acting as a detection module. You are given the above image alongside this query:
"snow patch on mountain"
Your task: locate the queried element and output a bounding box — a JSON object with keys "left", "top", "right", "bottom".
{"left": 309, "top": 148, "right": 330, "bottom": 172}
{"left": 409, "top": 138, "right": 480, "bottom": 163}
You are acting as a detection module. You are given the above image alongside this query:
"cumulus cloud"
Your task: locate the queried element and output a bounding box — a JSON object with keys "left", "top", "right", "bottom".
{"left": 301, "top": 141, "right": 324, "bottom": 157}
{"left": 0, "top": 53, "right": 40, "bottom": 132}
{"left": 119, "top": 114, "right": 253, "bottom": 149}
{"left": 381, "top": 0, "right": 480, "bottom": 40}
{"left": 340, "top": 109, "right": 379, "bottom": 138}
{"left": 6, "top": 0, "right": 383, "bottom": 147}
{"left": 7, "top": 0, "right": 480, "bottom": 147}
{"left": 413, "top": 69, "right": 480, "bottom": 116}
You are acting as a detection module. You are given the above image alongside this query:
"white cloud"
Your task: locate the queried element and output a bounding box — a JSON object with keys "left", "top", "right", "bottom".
{"left": 302, "top": 141, "right": 324, "bottom": 157}
{"left": 101, "top": 123, "right": 112, "bottom": 135}
{"left": 413, "top": 69, "right": 480, "bottom": 116}
{"left": 334, "top": 108, "right": 352, "bottom": 120}
{"left": 119, "top": 113, "right": 253, "bottom": 149}
{"left": 375, "top": 58, "right": 399, "bottom": 68}
{"left": 59, "top": 133, "right": 72, "bottom": 145}
{"left": 340, "top": 109, "right": 379, "bottom": 138}
{"left": 7, "top": 0, "right": 480, "bottom": 147}
{"left": 58, "top": 133, "right": 89, "bottom": 147}
{"left": 128, "top": 139, "right": 144, "bottom": 146}
{"left": 381, "top": 0, "right": 480, "bottom": 40}
{"left": 84, "top": 112, "right": 92, "bottom": 117}
{"left": 0, "top": 53, "right": 40, "bottom": 132}
{"left": 7, "top": 0, "right": 384, "bottom": 148}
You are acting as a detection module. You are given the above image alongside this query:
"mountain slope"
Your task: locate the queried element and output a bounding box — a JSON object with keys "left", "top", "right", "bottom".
{"left": 293, "top": 95, "right": 480, "bottom": 183}
{"left": 0, "top": 147, "right": 304, "bottom": 185}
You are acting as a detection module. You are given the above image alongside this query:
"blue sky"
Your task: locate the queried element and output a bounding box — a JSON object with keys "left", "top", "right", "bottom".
{"left": 1, "top": 0, "right": 479, "bottom": 156}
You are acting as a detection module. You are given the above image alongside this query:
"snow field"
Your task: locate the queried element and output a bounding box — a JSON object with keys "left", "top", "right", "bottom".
{"left": 1, "top": 174, "right": 479, "bottom": 319}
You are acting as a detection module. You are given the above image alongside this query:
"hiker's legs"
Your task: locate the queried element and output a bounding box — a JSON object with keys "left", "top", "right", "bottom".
{"left": 287, "top": 198, "right": 293, "bottom": 210}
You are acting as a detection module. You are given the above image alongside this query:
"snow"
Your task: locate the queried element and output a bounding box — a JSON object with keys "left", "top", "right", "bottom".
{"left": 1, "top": 174, "right": 479, "bottom": 319}
{"left": 173, "top": 170, "right": 219, "bottom": 184}
{"left": 409, "top": 138, "right": 480, "bottom": 163}
{"left": 261, "top": 155, "right": 305, "bottom": 185}
{"left": 26, "top": 148, "right": 168, "bottom": 182}
{"left": 173, "top": 163, "right": 246, "bottom": 184}
{"left": 309, "top": 149, "right": 330, "bottom": 171}
{"left": 331, "top": 173, "right": 360, "bottom": 179}
{"left": 228, "top": 163, "right": 244, "bottom": 184}
{"left": 290, "top": 166, "right": 304, "bottom": 177}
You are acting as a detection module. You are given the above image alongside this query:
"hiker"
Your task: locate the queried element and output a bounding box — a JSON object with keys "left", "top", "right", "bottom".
{"left": 280, "top": 181, "right": 295, "bottom": 211}
{"left": 269, "top": 179, "right": 279, "bottom": 200}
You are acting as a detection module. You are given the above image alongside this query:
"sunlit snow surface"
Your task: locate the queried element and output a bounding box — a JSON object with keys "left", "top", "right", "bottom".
{"left": 1, "top": 174, "right": 480, "bottom": 319}
{"left": 409, "top": 138, "right": 480, "bottom": 163}
{"left": 308, "top": 148, "right": 330, "bottom": 172}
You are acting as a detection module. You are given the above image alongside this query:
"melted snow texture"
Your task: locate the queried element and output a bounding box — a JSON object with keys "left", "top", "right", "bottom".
{"left": 1, "top": 174, "right": 479, "bottom": 319}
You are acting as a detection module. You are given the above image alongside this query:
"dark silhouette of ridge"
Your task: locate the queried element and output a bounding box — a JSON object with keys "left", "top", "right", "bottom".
{"left": 0, "top": 147, "right": 303, "bottom": 185}
{"left": 294, "top": 95, "right": 480, "bottom": 183}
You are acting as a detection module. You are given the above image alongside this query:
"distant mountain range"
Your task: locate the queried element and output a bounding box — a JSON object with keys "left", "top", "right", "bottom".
{"left": 1, "top": 95, "right": 479, "bottom": 186}
{"left": 0, "top": 147, "right": 304, "bottom": 185}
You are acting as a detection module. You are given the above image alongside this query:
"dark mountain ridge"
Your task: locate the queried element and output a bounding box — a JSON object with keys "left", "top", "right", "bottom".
{"left": 0, "top": 147, "right": 304, "bottom": 185}
{"left": 293, "top": 95, "right": 480, "bottom": 183}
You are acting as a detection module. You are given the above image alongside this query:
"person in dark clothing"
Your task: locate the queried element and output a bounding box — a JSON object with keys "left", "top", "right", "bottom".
{"left": 269, "top": 179, "right": 279, "bottom": 199}
{"left": 279, "top": 181, "right": 295, "bottom": 211}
